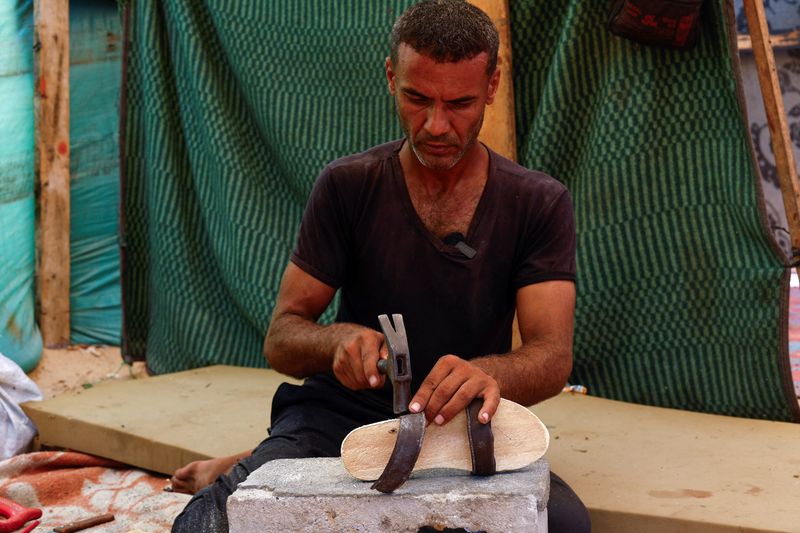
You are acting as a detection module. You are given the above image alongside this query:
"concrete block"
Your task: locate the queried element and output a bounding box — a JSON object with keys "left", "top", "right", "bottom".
{"left": 228, "top": 457, "right": 549, "bottom": 533}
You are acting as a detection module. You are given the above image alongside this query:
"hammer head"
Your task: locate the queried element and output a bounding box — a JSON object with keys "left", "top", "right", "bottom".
{"left": 377, "top": 314, "right": 412, "bottom": 415}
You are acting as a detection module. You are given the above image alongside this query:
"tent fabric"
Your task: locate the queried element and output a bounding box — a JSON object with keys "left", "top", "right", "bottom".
{"left": 0, "top": 0, "right": 123, "bottom": 361}
{"left": 511, "top": 0, "right": 798, "bottom": 421}
{"left": 69, "top": 0, "right": 124, "bottom": 345}
{"left": 121, "top": 1, "right": 408, "bottom": 371}
{"left": 121, "top": 0, "right": 800, "bottom": 421}
{"left": 0, "top": 0, "right": 41, "bottom": 372}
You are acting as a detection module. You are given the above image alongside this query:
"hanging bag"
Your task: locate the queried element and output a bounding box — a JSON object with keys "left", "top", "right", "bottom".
{"left": 608, "top": 0, "right": 705, "bottom": 49}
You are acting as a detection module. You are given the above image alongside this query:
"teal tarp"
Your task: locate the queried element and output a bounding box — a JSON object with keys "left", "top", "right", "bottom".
{"left": 0, "top": 0, "right": 122, "bottom": 365}
{"left": 0, "top": 0, "right": 40, "bottom": 371}
{"left": 69, "top": 0, "right": 123, "bottom": 345}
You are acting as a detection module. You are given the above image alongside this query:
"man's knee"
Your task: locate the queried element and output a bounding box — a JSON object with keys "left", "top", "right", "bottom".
{"left": 172, "top": 461, "right": 253, "bottom": 532}
{"left": 548, "top": 472, "right": 591, "bottom": 533}
{"left": 172, "top": 433, "right": 316, "bottom": 533}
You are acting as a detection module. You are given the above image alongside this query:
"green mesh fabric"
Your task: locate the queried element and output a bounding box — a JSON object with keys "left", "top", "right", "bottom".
{"left": 122, "top": 0, "right": 799, "bottom": 420}
{"left": 511, "top": 0, "right": 798, "bottom": 421}
{"left": 122, "top": 1, "right": 413, "bottom": 372}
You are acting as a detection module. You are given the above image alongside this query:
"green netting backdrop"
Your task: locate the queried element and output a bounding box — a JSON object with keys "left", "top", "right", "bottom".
{"left": 122, "top": 0, "right": 799, "bottom": 421}
{"left": 511, "top": 0, "right": 797, "bottom": 421}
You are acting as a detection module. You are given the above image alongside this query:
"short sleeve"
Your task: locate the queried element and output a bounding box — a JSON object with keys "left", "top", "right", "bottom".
{"left": 513, "top": 188, "right": 577, "bottom": 289}
{"left": 290, "top": 167, "right": 350, "bottom": 288}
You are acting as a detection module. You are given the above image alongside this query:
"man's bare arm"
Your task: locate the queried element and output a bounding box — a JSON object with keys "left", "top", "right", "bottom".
{"left": 264, "top": 262, "right": 387, "bottom": 389}
{"left": 475, "top": 280, "right": 575, "bottom": 404}
{"left": 409, "top": 280, "right": 575, "bottom": 425}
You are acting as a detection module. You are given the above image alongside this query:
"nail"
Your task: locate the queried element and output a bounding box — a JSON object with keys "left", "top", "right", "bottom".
{"left": 410, "top": 402, "right": 421, "bottom": 413}
{"left": 434, "top": 414, "right": 444, "bottom": 425}
{"left": 480, "top": 412, "right": 489, "bottom": 423}
{"left": 368, "top": 376, "right": 378, "bottom": 387}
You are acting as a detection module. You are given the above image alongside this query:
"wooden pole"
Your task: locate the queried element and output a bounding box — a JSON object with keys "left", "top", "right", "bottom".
{"left": 743, "top": 0, "right": 800, "bottom": 264}
{"left": 468, "top": 0, "right": 523, "bottom": 349}
{"left": 34, "top": 0, "right": 71, "bottom": 347}
{"left": 470, "top": 0, "right": 517, "bottom": 161}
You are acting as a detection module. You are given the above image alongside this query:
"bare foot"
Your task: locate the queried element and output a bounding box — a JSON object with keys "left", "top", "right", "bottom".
{"left": 168, "top": 452, "right": 250, "bottom": 494}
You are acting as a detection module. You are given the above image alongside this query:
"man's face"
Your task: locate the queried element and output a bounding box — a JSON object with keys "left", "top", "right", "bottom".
{"left": 386, "top": 43, "right": 500, "bottom": 171}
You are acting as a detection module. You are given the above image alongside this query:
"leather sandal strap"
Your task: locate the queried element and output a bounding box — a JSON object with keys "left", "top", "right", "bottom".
{"left": 466, "top": 399, "right": 496, "bottom": 476}
{"left": 371, "top": 412, "right": 426, "bottom": 493}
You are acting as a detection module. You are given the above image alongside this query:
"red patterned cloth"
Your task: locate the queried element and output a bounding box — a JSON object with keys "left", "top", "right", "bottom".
{"left": 790, "top": 287, "right": 800, "bottom": 397}
{"left": 0, "top": 451, "right": 189, "bottom": 532}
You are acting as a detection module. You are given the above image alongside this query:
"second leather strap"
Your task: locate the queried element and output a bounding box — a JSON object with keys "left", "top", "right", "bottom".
{"left": 466, "top": 399, "right": 496, "bottom": 476}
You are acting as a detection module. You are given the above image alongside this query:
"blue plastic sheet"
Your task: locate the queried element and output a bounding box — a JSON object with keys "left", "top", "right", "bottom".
{"left": 69, "top": 0, "right": 122, "bottom": 344}
{"left": 0, "top": 0, "right": 122, "bottom": 364}
{"left": 0, "top": 0, "right": 41, "bottom": 372}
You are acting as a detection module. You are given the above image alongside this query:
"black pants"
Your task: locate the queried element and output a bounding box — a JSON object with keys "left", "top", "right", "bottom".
{"left": 172, "top": 375, "right": 591, "bottom": 532}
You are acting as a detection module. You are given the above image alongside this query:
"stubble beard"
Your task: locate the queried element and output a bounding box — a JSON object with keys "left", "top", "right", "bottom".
{"left": 397, "top": 103, "right": 485, "bottom": 171}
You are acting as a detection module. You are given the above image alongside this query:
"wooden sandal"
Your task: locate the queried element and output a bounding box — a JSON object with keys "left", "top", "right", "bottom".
{"left": 341, "top": 398, "right": 549, "bottom": 481}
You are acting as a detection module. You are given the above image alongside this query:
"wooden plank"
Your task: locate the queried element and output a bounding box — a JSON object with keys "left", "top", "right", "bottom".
{"left": 34, "top": 0, "right": 71, "bottom": 347}
{"left": 738, "top": 29, "right": 800, "bottom": 52}
{"left": 743, "top": 0, "right": 800, "bottom": 266}
{"left": 22, "top": 366, "right": 301, "bottom": 475}
{"left": 533, "top": 393, "right": 800, "bottom": 532}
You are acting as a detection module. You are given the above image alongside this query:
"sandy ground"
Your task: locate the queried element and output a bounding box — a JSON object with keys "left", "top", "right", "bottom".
{"left": 27, "top": 345, "right": 148, "bottom": 400}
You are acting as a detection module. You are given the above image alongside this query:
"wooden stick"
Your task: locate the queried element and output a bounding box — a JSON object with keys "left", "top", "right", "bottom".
{"left": 743, "top": 0, "right": 800, "bottom": 264}
{"left": 52, "top": 513, "right": 115, "bottom": 533}
{"left": 34, "top": 0, "right": 71, "bottom": 347}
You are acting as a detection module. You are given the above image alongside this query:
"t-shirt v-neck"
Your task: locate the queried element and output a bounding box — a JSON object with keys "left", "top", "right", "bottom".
{"left": 390, "top": 139, "right": 492, "bottom": 259}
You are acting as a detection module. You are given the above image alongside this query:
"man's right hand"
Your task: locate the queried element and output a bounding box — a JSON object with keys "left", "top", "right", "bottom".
{"left": 265, "top": 263, "right": 390, "bottom": 387}
{"left": 331, "top": 324, "right": 388, "bottom": 390}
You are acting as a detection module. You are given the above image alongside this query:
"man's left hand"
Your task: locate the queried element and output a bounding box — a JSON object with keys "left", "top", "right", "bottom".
{"left": 408, "top": 355, "right": 499, "bottom": 426}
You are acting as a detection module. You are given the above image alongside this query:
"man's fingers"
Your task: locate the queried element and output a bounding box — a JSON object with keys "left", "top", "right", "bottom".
{"left": 432, "top": 381, "right": 500, "bottom": 426}
{"left": 409, "top": 355, "right": 501, "bottom": 426}
{"left": 333, "top": 349, "right": 359, "bottom": 390}
{"left": 361, "top": 334, "right": 384, "bottom": 388}
{"left": 408, "top": 355, "right": 457, "bottom": 413}
{"left": 476, "top": 390, "right": 500, "bottom": 424}
{"left": 332, "top": 326, "right": 386, "bottom": 390}
{"left": 361, "top": 345, "right": 378, "bottom": 387}
{"left": 425, "top": 371, "right": 470, "bottom": 423}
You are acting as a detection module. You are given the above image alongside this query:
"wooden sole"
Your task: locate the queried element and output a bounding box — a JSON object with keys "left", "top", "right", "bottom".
{"left": 341, "top": 398, "right": 549, "bottom": 481}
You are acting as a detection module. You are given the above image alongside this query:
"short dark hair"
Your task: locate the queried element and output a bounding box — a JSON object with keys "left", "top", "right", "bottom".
{"left": 390, "top": 0, "right": 499, "bottom": 74}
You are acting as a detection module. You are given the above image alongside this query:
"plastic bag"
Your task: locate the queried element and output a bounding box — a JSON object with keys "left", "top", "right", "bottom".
{"left": 0, "top": 352, "right": 42, "bottom": 459}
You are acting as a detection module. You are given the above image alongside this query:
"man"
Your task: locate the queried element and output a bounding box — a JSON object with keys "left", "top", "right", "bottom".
{"left": 172, "top": 1, "right": 590, "bottom": 531}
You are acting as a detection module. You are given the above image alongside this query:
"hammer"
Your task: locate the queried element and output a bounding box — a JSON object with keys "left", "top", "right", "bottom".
{"left": 376, "top": 314, "right": 412, "bottom": 415}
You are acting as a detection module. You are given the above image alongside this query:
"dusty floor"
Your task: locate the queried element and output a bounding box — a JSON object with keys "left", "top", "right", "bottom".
{"left": 27, "top": 345, "right": 148, "bottom": 400}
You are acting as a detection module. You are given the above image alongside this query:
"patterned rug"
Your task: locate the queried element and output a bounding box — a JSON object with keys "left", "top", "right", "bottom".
{"left": 0, "top": 451, "right": 189, "bottom": 532}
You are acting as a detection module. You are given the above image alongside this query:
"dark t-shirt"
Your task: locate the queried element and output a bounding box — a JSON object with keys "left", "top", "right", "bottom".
{"left": 291, "top": 139, "right": 576, "bottom": 405}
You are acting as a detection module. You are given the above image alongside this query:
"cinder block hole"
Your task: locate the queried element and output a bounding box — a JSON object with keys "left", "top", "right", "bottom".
{"left": 417, "top": 526, "right": 486, "bottom": 533}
